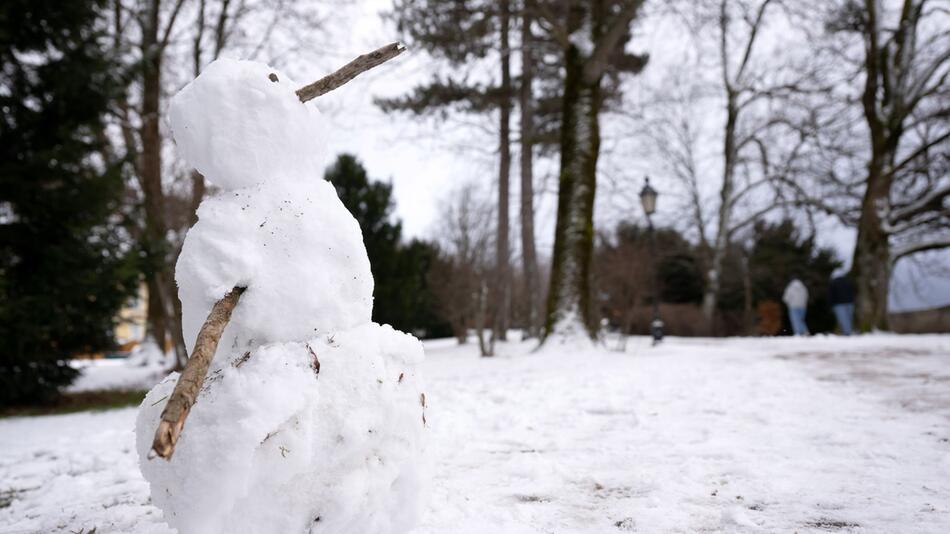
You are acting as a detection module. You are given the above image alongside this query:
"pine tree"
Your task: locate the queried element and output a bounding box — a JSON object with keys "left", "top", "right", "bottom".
{"left": 0, "top": 0, "right": 138, "bottom": 406}
{"left": 325, "top": 154, "right": 450, "bottom": 338}
{"left": 381, "top": 0, "right": 516, "bottom": 353}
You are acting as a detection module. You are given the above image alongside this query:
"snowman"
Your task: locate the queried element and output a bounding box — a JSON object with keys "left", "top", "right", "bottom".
{"left": 134, "top": 53, "right": 428, "bottom": 534}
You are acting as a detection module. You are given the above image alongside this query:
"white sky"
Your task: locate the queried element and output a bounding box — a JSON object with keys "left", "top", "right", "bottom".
{"left": 271, "top": 0, "right": 948, "bottom": 313}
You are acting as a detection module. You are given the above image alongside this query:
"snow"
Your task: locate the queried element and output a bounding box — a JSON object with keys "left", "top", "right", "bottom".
{"left": 169, "top": 58, "right": 326, "bottom": 192}
{"left": 132, "top": 57, "right": 425, "bottom": 534}
{"left": 68, "top": 345, "right": 170, "bottom": 393}
{"left": 171, "top": 59, "right": 373, "bottom": 350}
{"left": 67, "top": 359, "right": 164, "bottom": 394}
{"left": 3, "top": 334, "right": 949, "bottom": 533}
{"left": 135, "top": 324, "right": 427, "bottom": 534}
{"left": 175, "top": 177, "right": 373, "bottom": 350}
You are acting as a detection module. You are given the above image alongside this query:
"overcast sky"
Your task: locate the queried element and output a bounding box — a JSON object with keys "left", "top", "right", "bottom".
{"left": 266, "top": 0, "right": 949, "bottom": 313}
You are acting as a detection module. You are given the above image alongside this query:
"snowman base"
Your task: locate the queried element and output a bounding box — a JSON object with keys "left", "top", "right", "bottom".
{"left": 135, "top": 322, "right": 428, "bottom": 534}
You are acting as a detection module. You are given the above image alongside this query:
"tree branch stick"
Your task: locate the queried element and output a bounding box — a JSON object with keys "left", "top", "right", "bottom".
{"left": 296, "top": 42, "right": 406, "bottom": 103}
{"left": 151, "top": 286, "right": 245, "bottom": 460}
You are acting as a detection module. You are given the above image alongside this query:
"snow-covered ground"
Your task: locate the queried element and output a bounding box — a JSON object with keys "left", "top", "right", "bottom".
{"left": 2, "top": 334, "right": 949, "bottom": 533}
{"left": 67, "top": 359, "right": 165, "bottom": 393}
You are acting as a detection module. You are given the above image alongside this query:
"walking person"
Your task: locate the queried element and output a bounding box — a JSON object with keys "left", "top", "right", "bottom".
{"left": 783, "top": 278, "right": 809, "bottom": 336}
{"left": 828, "top": 271, "right": 855, "bottom": 335}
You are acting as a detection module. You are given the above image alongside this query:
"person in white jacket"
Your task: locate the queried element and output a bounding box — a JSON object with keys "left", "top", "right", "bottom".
{"left": 782, "top": 278, "right": 809, "bottom": 336}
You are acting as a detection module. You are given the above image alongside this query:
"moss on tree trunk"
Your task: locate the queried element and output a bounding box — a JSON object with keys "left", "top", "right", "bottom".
{"left": 543, "top": 45, "right": 600, "bottom": 341}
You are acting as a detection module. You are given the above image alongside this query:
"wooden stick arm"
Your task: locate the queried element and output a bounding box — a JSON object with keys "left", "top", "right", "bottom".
{"left": 152, "top": 286, "right": 244, "bottom": 459}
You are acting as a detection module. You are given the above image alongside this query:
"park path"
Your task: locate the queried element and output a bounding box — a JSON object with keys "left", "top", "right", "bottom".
{"left": 416, "top": 335, "right": 950, "bottom": 533}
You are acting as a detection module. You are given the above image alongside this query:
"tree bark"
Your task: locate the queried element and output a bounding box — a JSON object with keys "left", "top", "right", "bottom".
{"left": 543, "top": 45, "right": 600, "bottom": 340}
{"left": 852, "top": 151, "right": 894, "bottom": 331}
{"left": 491, "top": 0, "right": 512, "bottom": 347}
{"left": 152, "top": 287, "right": 245, "bottom": 459}
{"left": 476, "top": 281, "right": 493, "bottom": 356}
{"left": 701, "top": 92, "right": 738, "bottom": 334}
{"left": 145, "top": 276, "right": 168, "bottom": 352}
{"left": 852, "top": 210, "right": 890, "bottom": 331}
{"left": 741, "top": 252, "right": 753, "bottom": 334}
{"left": 141, "top": 0, "right": 187, "bottom": 367}
{"left": 538, "top": 1, "right": 642, "bottom": 343}
{"left": 519, "top": 7, "right": 541, "bottom": 339}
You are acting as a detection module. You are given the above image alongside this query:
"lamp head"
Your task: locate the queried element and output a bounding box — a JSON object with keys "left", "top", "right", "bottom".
{"left": 640, "top": 177, "right": 658, "bottom": 216}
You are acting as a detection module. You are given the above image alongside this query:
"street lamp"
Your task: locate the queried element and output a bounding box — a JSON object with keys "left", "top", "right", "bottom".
{"left": 639, "top": 177, "right": 664, "bottom": 345}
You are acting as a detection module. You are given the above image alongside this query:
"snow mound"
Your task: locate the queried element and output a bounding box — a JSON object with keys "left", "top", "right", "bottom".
{"left": 136, "top": 324, "right": 428, "bottom": 534}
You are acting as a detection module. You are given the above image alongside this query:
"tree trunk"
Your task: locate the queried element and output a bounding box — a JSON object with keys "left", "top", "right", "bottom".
{"left": 702, "top": 92, "right": 739, "bottom": 334}
{"left": 145, "top": 276, "right": 168, "bottom": 351}
{"left": 141, "top": 0, "right": 187, "bottom": 369}
{"left": 519, "top": 8, "right": 541, "bottom": 339}
{"left": 741, "top": 252, "right": 753, "bottom": 334}
{"left": 852, "top": 5, "right": 898, "bottom": 333}
{"left": 188, "top": 170, "right": 206, "bottom": 229}
{"left": 700, "top": 252, "right": 722, "bottom": 333}
{"left": 852, "top": 156, "right": 892, "bottom": 331}
{"left": 476, "top": 281, "right": 494, "bottom": 356}
{"left": 141, "top": 1, "right": 170, "bottom": 356}
{"left": 543, "top": 45, "right": 600, "bottom": 341}
{"left": 492, "top": 0, "right": 512, "bottom": 345}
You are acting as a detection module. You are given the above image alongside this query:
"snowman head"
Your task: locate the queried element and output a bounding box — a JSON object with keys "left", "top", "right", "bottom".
{"left": 169, "top": 58, "right": 326, "bottom": 190}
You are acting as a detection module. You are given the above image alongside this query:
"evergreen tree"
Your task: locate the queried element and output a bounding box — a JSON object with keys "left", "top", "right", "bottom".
{"left": 381, "top": 0, "right": 520, "bottom": 350}
{"left": 0, "top": 0, "right": 137, "bottom": 405}
{"left": 325, "top": 154, "right": 450, "bottom": 338}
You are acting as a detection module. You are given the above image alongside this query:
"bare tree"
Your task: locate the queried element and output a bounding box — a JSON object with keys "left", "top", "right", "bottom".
{"left": 645, "top": 0, "right": 817, "bottom": 332}
{"left": 593, "top": 227, "right": 651, "bottom": 350}
{"left": 104, "top": 0, "right": 329, "bottom": 368}
{"left": 430, "top": 182, "right": 496, "bottom": 353}
{"left": 808, "top": 0, "right": 950, "bottom": 330}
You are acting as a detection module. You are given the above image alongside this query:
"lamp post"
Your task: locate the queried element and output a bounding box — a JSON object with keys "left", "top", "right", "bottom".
{"left": 640, "top": 177, "right": 664, "bottom": 345}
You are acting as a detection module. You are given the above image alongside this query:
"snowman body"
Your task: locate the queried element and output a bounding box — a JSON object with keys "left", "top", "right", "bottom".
{"left": 134, "top": 59, "right": 428, "bottom": 534}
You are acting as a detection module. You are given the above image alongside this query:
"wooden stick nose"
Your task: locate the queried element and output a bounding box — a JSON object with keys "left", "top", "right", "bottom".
{"left": 296, "top": 42, "right": 407, "bottom": 103}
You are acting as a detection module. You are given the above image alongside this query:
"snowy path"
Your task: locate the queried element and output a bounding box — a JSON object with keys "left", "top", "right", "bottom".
{"left": 2, "top": 335, "right": 949, "bottom": 533}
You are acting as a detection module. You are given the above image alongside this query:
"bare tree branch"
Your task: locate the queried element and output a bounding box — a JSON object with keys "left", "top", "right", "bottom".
{"left": 735, "top": 0, "right": 774, "bottom": 83}
{"left": 892, "top": 235, "right": 950, "bottom": 262}
{"left": 890, "top": 128, "right": 950, "bottom": 178}
{"left": 159, "top": 0, "right": 188, "bottom": 50}
{"left": 889, "top": 181, "right": 950, "bottom": 223}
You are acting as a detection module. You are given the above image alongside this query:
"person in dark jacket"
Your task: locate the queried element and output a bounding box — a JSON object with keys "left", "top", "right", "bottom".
{"left": 828, "top": 271, "right": 856, "bottom": 335}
